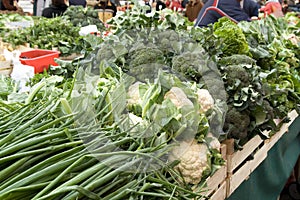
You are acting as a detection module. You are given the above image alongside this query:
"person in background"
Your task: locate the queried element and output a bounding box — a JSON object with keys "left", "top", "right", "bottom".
{"left": 169, "top": 0, "right": 183, "bottom": 11}
{"left": 194, "top": 0, "right": 250, "bottom": 27}
{"left": 181, "top": 0, "right": 188, "bottom": 8}
{"left": 282, "top": 0, "right": 289, "bottom": 13}
{"left": 0, "top": 0, "right": 20, "bottom": 10}
{"left": 241, "top": 0, "right": 260, "bottom": 18}
{"left": 143, "top": 0, "right": 152, "bottom": 13}
{"left": 156, "top": 0, "right": 166, "bottom": 11}
{"left": 94, "top": 0, "right": 117, "bottom": 22}
{"left": 32, "top": 0, "right": 50, "bottom": 16}
{"left": 110, "top": 0, "right": 120, "bottom": 8}
{"left": 69, "top": 0, "right": 86, "bottom": 7}
{"left": 185, "top": 0, "right": 203, "bottom": 22}
{"left": 260, "top": 0, "right": 284, "bottom": 17}
{"left": 42, "top": 0, "right": 68, "bottom": 18}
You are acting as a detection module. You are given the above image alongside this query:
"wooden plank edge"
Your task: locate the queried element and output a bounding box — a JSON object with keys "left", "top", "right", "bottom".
{"left": 226, "top": 144, "right": 268, "bottom": 197}
{"left": 206, "top": 165, "right": 227, "bottom": 193}
{"left": 264, "top": 109, "right": 299, "bottom": 151}
{"left": 227, "top": 135, "right": 264, "bottom": 173}
{"left": 210, "top": 181, "right": 226, "bottom": 200}
{"left": 0, "top": 69, "right": 12, "bottom": 75}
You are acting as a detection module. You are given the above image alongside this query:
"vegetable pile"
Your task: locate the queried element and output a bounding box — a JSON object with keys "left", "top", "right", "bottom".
{"left": 2, "top": 17, "right": 86, "bottom": 56}
{"left": 62, "top": 6, "right": 105, "bottom": 31}
{"left": 191, "top": 16, "right": 300, "bottom": 144}
{"left": 0, "top": 5, "right": 299, "bottom": 200}
{"left": 0, "top": 64, "right": 223, "bottom": 199}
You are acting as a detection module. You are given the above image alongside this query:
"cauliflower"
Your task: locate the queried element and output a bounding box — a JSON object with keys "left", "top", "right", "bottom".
{"left": 127, "top": 82, "right": 142, "bottom": 107}
{"left": 196, "top": 88, "right": 214, "bottom": 113}
{"left": 205, "top": 132, "right": 221, "bottom": 150}
{"left": 164, "top": 87, "right": 193, "bottom": 109}
{"left": 169, "top": 139, "right": 211, "bottom": 185}
{"left": 127, "top": 82, "right": 148, "bottom": 115}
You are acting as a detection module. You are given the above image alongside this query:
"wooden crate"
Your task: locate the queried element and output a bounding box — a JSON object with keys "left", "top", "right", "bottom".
{"left": 263, "top": 110, "right": 298, "bottom": 150}
{"left": 225, "top": 110, "right": 299, "bottom": 197}
{"left": 0, "top": 60, "right": 12, "bottom": 76}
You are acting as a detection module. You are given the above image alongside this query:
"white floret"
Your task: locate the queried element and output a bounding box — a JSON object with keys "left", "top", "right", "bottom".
{"left": 127, "top": 82, "right": 142, "bottom": 106}
{"left": 196, "top": 88, "right": 214, "bottom": 113}
{"left": 169, "top": 139, "right": 210, "bottom": 185}
{"left": 164, "top": 87, "right": 193, "bottom": 108}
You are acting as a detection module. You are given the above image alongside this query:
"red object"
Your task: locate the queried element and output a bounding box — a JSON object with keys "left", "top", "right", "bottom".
{"left": 260, "top": 2, "right": 283, "bottom": 17}
{"left": 19, "top": 49, "right": 60, "bottom": 74}
{"left": 169, "top": 0, "right": 182, "bottom": 11}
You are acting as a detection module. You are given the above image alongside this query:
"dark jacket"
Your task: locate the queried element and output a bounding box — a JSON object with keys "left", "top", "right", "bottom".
{"left": 42, "top": 4, "right": 68, "bottom": 18}
{"left": 242, "top": 0, "right": 260, "bottom": 17}
{"left": 194, "top": 0, "right": 250, "bottom": 27}
{"left": 0, "top": 0, "right": 17, "bottom": 10}
{"left": 156, "top": 0, "right": 166, "bottom": 11}
{"left": 94, "top": 1, "right": 117, "bottom": 16}
{"left": 69, "top": 0, "right": 87, "bottom": 7}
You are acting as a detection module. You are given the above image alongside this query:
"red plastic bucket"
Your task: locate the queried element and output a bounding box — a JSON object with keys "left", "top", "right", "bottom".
{"left": 19, "top": 49, "right": 60, "bottom": 74}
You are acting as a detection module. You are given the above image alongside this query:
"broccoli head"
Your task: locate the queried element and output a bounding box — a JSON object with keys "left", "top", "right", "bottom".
{"left": 223, "top": 106, "right": 250, "bottom": 140}
{"left": 224, "top": 65, "right": 250, "bottom": 88}
{"left": 172, "top": 52, "right": 209, "bottom": 82}
{"left": 126, "top": 46, "right": 165, "bottom": 81}
{"left": 219, "top": 55, "right": 256, "bottom": 66}
{"left": 129, "top": 47, "right": 164, "bottom": 68}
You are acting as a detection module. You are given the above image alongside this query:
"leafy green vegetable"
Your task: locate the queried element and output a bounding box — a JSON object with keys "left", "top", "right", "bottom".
{"left": 3, "top": 17, "right": 85, "bottom": 56}
{"left": 62, "top": 6, "right": 105, "bottom": 31}
{"left": 213, "top": 17, "right": 250, "bottom": 57}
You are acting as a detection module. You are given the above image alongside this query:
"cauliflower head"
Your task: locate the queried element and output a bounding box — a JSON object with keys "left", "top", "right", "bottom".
{"left": 127, "top": 82, "right": 148, "bottom": 115}
{"left": 127, "top": 82, "right": 142, "bottom": 107}
{"left": 205, "top": 132, "right": 221, "bottom": 150}
{"left": 196, "top": 88, "right": 214, "bottom": 114}
{"left": 169, "top": 139, "right": 211, "bottom": 185}
{"left": 164, "top": 87, "right": 193, "bottom": 109}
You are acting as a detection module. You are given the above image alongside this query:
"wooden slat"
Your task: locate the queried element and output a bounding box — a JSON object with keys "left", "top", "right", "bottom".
{"left": 210, "top": 182, "right": 226, "bottom": 200}
{"left": 0, "top": 61, "right": 11, "bottom": 69}
{"left": 224, "top": 110, "right": 298, "bottom": 199}
{"left": 0, "top": 69, "right": 12, "bottom": 75}
{"left": 264, "top": 110, "right": 298, "bottom": 151}
{"left": 205, "top": 165, "right": 227, "bottom": 195}
{"left": 220, "top": 143, "right": 227, "bottom": 159}
{"left": 227, "top": 144, "right": 268, "bottom": 196}
{"left": 227, "top": 135, "right": 264, "bottom": 173}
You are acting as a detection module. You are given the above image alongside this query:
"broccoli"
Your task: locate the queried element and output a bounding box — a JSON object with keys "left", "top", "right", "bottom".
{"left": 223, "top": 106, "right": 250, "bottom": 140}
{"left": 128, "top": 47, "right": 164, "bottom": 68}
{"left": 155, "top": 30, "right": 181, "bottom": 54}
{"left": 126, "top": 46, "right": 166, "bottom": 81}
{"left": 171, "top": 52, "right": 209, "bottom": 82}
{"left": 224, "top": 65, "right": 250, "bottom": 88}
{"left": 219, "top": 55, "right": 256, "bottom": 66}
{"left": 96, "top": 45, "right": 116, "bottom": 63}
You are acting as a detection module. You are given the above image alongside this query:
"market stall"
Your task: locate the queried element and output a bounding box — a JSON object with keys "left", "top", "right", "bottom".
{"left": 0, "top": 2, "right": 299, "bottom": 200}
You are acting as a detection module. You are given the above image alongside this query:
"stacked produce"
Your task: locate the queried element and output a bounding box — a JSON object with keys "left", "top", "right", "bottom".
{"left": 0, "top": 64, "right": 224, "bottom": 199}
{"left": 0, "top": 5, "right": 299, "bottom": 199}
{"left": 62, "top": 6, "right": 105, "bottom": 31}
{"left": 0, "top": 13, "right": 32, "bottom": 33}
{"left": 1, "top": 14, "right": 103, "bottom": 56}
{"left": 191, "top": 15, "right": 300, "bottom": 145}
